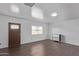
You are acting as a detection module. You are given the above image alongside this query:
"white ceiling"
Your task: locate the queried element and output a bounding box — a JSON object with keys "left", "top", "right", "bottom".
{"left": 0, "top": 3, "right": 79, "bottom": 23}
{"left": 35, "top": 3, "right": 79, "bottom": 23}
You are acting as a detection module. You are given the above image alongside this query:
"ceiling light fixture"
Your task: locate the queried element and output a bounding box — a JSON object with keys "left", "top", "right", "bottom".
{"left": 51, "top": 12, "right": 58, "bottom": 17}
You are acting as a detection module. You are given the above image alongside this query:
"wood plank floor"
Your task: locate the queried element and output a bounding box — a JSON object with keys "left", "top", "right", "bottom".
{"left": 0, "top": 39, "right": 79, "bottom": 56}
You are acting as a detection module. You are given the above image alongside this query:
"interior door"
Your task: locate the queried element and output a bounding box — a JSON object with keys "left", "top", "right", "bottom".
{"left": 9, "top": 23, "right": 21, "bottom": 48}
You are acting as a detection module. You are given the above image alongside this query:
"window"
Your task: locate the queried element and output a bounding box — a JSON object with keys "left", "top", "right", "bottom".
{"left": 32, "top": 26, "right": 43, "bottom": 35}
{"left": 11, "top": 24, "right": 19, "bottom": 29}
{"left": 10, "top": 4, "right": 20, "bottom": 13}
{"left": 32, "top": 6, "right": 44, "bottom": 19}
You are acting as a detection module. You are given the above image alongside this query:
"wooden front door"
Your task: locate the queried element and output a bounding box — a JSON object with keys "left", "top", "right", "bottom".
{"left": 9, "top": 23, "right": 21, "bottom": 48}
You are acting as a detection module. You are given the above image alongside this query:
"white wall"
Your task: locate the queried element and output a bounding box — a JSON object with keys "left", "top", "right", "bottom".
{"left": 0, "top": 15, "right": 48, "bottom": 48}
{"left": 51, "top": 19, "right": 79, "bottom": 46}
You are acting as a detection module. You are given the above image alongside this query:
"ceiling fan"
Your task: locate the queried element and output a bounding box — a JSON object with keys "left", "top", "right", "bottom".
{"left": 24, "top": 3, "right": 35, "bottom": 7}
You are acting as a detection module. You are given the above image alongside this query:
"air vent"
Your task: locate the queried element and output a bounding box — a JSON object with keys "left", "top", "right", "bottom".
{"left": 24, "top": 3, "right": 35, "bottom": 7}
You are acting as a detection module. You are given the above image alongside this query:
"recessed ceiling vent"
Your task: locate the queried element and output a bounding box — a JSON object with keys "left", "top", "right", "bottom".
{"left": 24, "top": 3, "right": 35, "bottom": 7}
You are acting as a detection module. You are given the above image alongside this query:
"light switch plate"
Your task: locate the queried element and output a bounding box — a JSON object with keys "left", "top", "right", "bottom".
{"left": 0, "top": 43, "right": 1, "bottom": 45}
